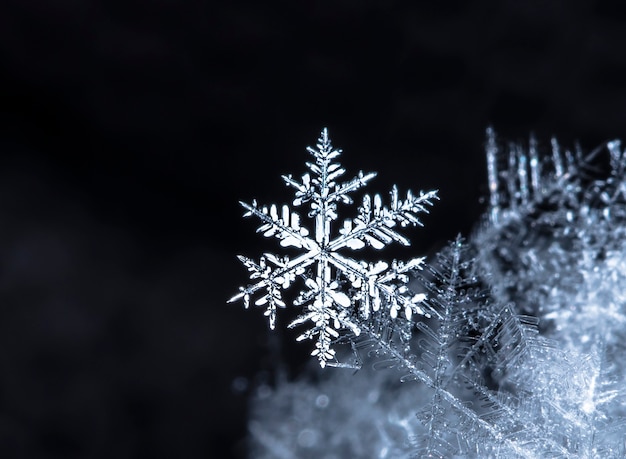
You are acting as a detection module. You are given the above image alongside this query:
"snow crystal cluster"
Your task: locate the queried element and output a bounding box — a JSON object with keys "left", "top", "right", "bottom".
{"left": 231, "top": 128, "right": 626, "bottom": 458}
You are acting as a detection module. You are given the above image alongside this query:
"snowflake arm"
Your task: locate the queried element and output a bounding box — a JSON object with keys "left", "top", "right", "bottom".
{"left": 228, "top": 253, "right": 317, "bottom": 329}
{"left": 328, "top": 187, "right": 439, "bottom": 252}
{"left": 328, "top": 253, "right": 428, "bottom": 320}
{"left": 239, "top": 200, "right": 316, "bottom": 250}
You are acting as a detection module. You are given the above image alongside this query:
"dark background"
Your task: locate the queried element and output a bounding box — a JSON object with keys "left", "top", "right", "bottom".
{"left": 1, "top": 1, "right": 626, "bottom": 458}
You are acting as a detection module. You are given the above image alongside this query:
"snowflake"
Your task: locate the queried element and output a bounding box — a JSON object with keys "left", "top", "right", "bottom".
{"left": 229, "top": 129, "right": 438, "bottom": 367}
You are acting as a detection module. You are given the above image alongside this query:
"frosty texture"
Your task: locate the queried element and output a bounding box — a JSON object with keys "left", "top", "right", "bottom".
{"left": 236, "top": 129, "right": 626, "bottom": 458}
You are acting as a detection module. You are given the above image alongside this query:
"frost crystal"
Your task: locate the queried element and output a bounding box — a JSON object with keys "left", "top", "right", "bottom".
{"left": 243, "top": 128, "right": 626, "bottom": 458}
{"left": 229, "top": 128, "right": 438, "bottom": 366}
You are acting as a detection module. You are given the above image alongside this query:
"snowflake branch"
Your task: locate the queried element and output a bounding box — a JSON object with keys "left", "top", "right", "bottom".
{"left": 327, "top": 188, "right": 439, "bottom": 252}
{"left": 239, "top": 200, "right": 317, "bottom": 250}
{"left": 360, "top": 323, "right": 540, "bottom": 458}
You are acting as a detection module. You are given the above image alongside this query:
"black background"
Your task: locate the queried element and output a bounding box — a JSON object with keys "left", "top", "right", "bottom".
{"left": 1, "top": 1, "right": 626, "bottom": 458}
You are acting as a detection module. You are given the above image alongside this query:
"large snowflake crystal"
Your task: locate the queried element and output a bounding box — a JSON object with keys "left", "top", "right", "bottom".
{"left": 229, "top": 129, "right": 438, "bottom": 367}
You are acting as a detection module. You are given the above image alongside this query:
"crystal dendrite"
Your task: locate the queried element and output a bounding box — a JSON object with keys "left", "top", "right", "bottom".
{"left": 229, "top": 128, "right": 438, "bottom": 366}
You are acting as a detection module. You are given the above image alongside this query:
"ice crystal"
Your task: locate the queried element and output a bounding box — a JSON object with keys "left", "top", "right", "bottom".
{"left": 229, "top": 129, "right": 438, "bottom": 367}
{"left": 474, "top": 129, "right": 626, "bottom": 457}
{"left": 249, "top": 237, "right": 573, "bottom": 458}
{"left": 237, "top": 128, "right": 626, "bottom": 458}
